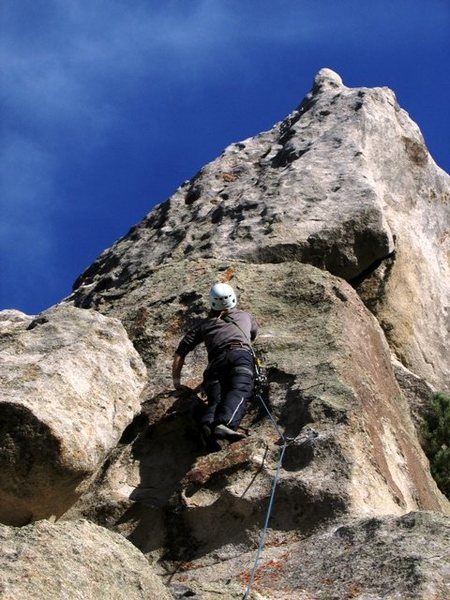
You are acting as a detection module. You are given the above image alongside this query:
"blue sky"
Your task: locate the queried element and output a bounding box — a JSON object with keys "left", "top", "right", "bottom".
{"left": 1, "top": 0, "right": 449, "bottom": 314}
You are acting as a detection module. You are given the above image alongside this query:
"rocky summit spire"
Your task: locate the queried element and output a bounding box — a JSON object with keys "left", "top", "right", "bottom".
{"left": 312, "top": 67, "right": 344, "bottom": 91}
{"left": 69, "top": 68, "right": 450, "bottom": 391}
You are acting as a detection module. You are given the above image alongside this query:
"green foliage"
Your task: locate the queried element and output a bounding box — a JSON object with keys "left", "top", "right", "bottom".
{"left": 422, "top": 392, "right": 450, "bottom": 499}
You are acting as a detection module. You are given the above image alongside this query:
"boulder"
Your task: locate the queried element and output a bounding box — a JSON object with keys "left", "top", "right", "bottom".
{"left": 0, "top": 519, "right": 173, "bottom": 600}
{"left": 0, "top": 305, "right": 147, "bottom": 525}
{"left": 68, "top": 69, "right": 450, "bottom": 390}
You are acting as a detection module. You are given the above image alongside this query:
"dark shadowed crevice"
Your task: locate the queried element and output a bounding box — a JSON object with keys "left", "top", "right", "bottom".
{"left": 350, "top": 251, "right": 396, "bottom": 313}
{"left": 119, "top": 413, "right": 149, "bottom": 445}
{"left": 349, "top": 250, "right": 395, "bottom": 289}
{"left": 271, "top": 144, "right": 311, "bottom": 168}
{"left": 72, "top": 254, "right": 121, "bottom": 291}
{"left": 249, "top": 221, "right": 394, "bottom": 283}
{"left": 273, "top": 369, "right": 313, "bottom": 439}
{"left": 185, "top": 185, "right": 202, "bottom": 206}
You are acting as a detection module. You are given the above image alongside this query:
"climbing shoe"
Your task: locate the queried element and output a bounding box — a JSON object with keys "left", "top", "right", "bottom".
{"left": 214, "top": 424, "right": 246, "bottom": 441}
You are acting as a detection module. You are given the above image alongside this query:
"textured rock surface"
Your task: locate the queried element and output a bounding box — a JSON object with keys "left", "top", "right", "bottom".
{"left": 392, "top": 356, "right": 436, "bottom": 437}
{"left": 65, "top": 260, "right": 449, "bottom": 590}
{"left": 0, "top": 519, "right": 172, "bottom": 600}
{"left": 61, "top": 67, "right": 450, "bottom": 596}
{"left": 0, "top": 305, "right": 146, "bottom": 525}
{"left": 0, "top": 310, "right": 33, "bottom": 333}
{"left": 68, "top": 69, "right": 450, "bottom": 390}
{"left": 170, "top": 512, "right": 450, "bottom": 600}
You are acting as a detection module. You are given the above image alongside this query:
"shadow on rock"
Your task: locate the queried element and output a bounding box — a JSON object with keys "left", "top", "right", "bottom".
{"left": 0, "top": 403, "right": 84, "bottom": 526}
{"left": 117, "top": 389, "right": 209, "bottom": 554}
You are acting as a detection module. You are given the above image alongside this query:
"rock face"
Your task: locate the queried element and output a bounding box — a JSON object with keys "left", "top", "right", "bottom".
{"left": 57, "top": 69, "right": 450, "bottom": 599}
{"left": 65, "top": 259, "right": 449, "bottom": 600}
{"left": 171, "top": 512, "right": 450, "bottom": 600}
{"left": 0, "top": 305, "right": 146, "bottom": 526}
{"left": 392, "top": 356, "right": 436, "bottom": 437}
{"left": 0, "top": 519, "right": 172, "bottom": 600}
{"left": 2, "top": 70, "right": 450, "bottom": 600}
{"left": 69, "top": 68, "right": 450, "bottom": 391}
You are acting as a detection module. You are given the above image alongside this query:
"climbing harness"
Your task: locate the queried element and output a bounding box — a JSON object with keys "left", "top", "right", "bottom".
{"left": 221, "top": 315, "right": 289, "bottom": 600}
{"left": 222, "top": 315, "right": 266, "bottom": 386}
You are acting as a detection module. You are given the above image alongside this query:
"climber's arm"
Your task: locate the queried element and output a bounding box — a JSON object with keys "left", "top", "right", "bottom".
{"left": 172, "top": 323, "right": 203, "bottom": 390}
{"left": 172, "top": 353, "right": 185, "bottom": 390}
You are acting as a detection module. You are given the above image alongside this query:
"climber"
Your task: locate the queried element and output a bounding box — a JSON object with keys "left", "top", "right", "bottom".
{"left": 172, "top": 282, "right": 258, "bottom": 443}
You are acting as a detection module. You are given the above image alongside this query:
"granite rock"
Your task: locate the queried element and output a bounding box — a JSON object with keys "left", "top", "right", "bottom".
{"left": 17, "top": 69, "right": 450, "bottom": 599}
{"left": 0, "top": 305, "right": 146, "bottom": 525}
{"left": 0, "top": 519, "right": 172, "bottom": 600}
{"left": 65, "top": 260, "right": 449, "bottom": 587}
{"left": 68, "top": 69, "right": 450, "bottom": 390}
{"left": 171, "top": 511, "right": 450, "bottom": 599}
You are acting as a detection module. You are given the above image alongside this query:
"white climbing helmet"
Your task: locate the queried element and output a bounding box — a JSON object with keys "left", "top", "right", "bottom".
{"left": 208, "top": 282, "right": 237, "bottom": 311}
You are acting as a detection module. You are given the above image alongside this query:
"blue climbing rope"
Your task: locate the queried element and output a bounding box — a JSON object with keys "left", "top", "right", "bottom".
{"left": 216, "top": 318, "right": 289, "bottom": 598}
{"left": 242, "top": 391, "right": 288, "bottom": 600}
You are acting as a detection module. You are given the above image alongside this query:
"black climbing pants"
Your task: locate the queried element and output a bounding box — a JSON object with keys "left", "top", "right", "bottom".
{"left": 201, "top": 348, "right": 255, "bottom": 430}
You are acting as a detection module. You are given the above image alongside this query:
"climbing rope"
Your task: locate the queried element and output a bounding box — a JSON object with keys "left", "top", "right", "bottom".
{"left": 242, "top": 389, "right": 288, "bottom": 600}
{"left": 217, "top": 315, "right": 289, "bottom": 598}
